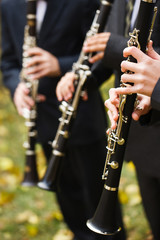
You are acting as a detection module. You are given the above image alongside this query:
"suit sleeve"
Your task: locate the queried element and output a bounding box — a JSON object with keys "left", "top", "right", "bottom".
{"left": 85, "top": 60, "right": 113, "bottom": 91}
{"left": 58, "top": 0, "right": 99, "bottom": 76}
{"left": 102, "top": 33, "right": 128, "bottom": 71}
{"left": 58, "top": 55, "right": 79, "bottom": 76}
{"left": 151, "top": 79, "right": 160, "bottom": 111}
{"left": 139, "top": 80, "right": 160, "bottom": 124}
{"left": 86, "top": 33, "right": 128, "bottom": 89}
{"left": 1, "top": 3, "right": 21, "bottom": 98}
{"left": 138, "top": 80, "right": 160, "bottom": 125}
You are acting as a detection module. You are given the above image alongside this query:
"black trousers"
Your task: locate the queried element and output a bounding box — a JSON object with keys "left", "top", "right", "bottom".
{"left": 42, "top": 137, "right": 126, "bottom": 240}
{"left": 136, "top": 168, "right": 160, "bottom": 240}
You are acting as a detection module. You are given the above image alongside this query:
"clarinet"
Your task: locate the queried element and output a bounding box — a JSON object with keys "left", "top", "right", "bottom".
{"left": 86, "top": 0, "right": 157, "bottom": 235}
{"left": 38, "top": 0, "right": 114, "bottom": 192}
{"left": 20, "top": 0, "right": 39, "bottom": 186}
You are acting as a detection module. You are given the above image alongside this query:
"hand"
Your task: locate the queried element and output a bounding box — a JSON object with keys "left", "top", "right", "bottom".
{"left": 13, "top": 82, "right": 46, "bottom": 116}
{"left": 104, "top": 88, "right": 120, "bottom": 130}
{"left": 83, "top": 32, "right": 111, "bottom": 63}
{"left": 56, "top": 72, "right": 75, "bottom": 101}
{"left": 132, "top": 94, "right": 151, "bottom": 121}
{"left": 56, "top": 72, "right": 88, "bottom": 102}
{"left": 104, "top": 88, "right": 151, "bottom": 132}
{"left": 25, "top": 47, "right": 61, "bottom": 80}
{"left": 118, "top": 41, "right": 160, "bottom": 97}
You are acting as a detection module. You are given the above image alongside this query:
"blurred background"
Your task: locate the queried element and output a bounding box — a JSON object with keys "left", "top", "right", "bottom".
{"left": 0, "top": 22, "right": 152, "bottom": 240}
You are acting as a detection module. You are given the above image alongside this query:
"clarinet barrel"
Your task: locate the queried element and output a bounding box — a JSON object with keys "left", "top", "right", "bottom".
{"left": 87, "top": 0, "right": 157, "bottom": 235}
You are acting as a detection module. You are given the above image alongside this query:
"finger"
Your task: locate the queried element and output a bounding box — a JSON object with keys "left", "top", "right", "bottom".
{"left": 62, "top": 74, "right": 75, "bottom": 94}
{"left": 107, "top": 110, "right": 117, "bottom": 129}
{"left": 66, "top": 76, "right": 75, "bottom": 93}
{"left": 115, "top": 86, "right": 137, "bottom": 95}
{"left": 147, "top": 40, "right": 160, "bottom": 60}
{"left": 63, "top": 72, "right": 76, "bottom": 86}
{"left": 132, "top": 110, "right": 142, "bottom": 121}
{"left": 84, "top": 38, "right": 108, "bottom": 48}
{"left": 106, "top": 129, "right": 110, "bottom": 135}
{"left": 17, "top": 98, "right": 31, "bottom": 112}
{"left": 121, "top": 72, "right": 139, "bottom": 84}
{"left": 65, "top": 71, "right": 76, "bottom": 79}
{"left": 89, "top": 52, "right": 104, "bottom": 63}
{"left": 24, "top": 95, "right": 35, "bottom": 107}
{"left": 26, "top": 47, "right": 43, "bottom": 56}
{"left": 57, "top": 83, "right": 72, "bottom": 101}
{"left": 56, "top": 72, "right": 76, "bottom": 101}
{"left": 26, "top": 64, "right": 44, "bottom": 75}
{"left": 83, "top": 44, "right": 100, "bottom": 53}
{"left": 84, "top": 32, "right": 110, "bottom": 46}
{"left": 29, "top": 69, "right": 48, "bottom": 80}
{"left": 17, "top": 82, "right": 30, "bottom": 94}
{"left": 17, "top": 108, "right": 23, "bottom": 116}
{"left": 81, "top": 91, "right": 88, "bottom": 101}
{"left": 109, "top": 88, "right": 120, "bottom": 107}
{"left": 56, "top": 84, "right": 63, "bottom": 101}
{"left": 104, "top": 98, "right": 119, "bottom": 121}
{"left": 16, "top": 103, "right": 25, "bottom": 116}
{"left": 132, "top": 105, "right": 149, "bottom": 121}
{"left": 36, "top": 94, "right": 46, "bottom": 102}
{"left": 64, "top": 93, "right": 73, "bottom": 101}
{"left": 63, "top": 87, "right": 73, "bottom": 101}
{"left": 123, "top": 46, "right": 146, "bottom": 62}
{"left": 121, "top": 60, "right": 140, "bottom": 73}
{"left": 26, "top": 55, "right": 44, "bottom": 67}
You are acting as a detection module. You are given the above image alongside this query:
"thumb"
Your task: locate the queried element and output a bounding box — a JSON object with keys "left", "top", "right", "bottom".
{"left": 132, "top": 109, "right": 142, "bottom": 121}
{"left": 36, "top": 94, "right": 46, "bottom": 102}
{"left": 147, "top": 41, "right": 160, "bottom": 60}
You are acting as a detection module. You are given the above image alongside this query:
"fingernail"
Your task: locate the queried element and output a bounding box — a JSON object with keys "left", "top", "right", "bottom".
{"left": 23, "top": 51, "right": 29, "bottom": 58}
{"left": 89, "top": 59, "right": 93, "bottom": 63}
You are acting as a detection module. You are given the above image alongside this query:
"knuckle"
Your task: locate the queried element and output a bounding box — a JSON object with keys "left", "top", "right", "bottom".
{"left": 137, "top": 84, "right": 142, "bottom": 92}
{"left": 140, "top": 65, "right": 147, "bottom": 75}
{"left": 109, "top": 88, "right": 114, "bottom": 95}
{"left": 130, "top": 46, "right": 136, "bottom": 54}
{"left": 104, "top": 99, "right": 109, "bottom": 107}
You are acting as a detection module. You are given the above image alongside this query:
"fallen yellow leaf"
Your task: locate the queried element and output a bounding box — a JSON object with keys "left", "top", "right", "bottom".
{"left": 129, "top": 194, "right": 142, "bottom": 206}
{"left": 26, "top": 224, "right": 39, "bottom": 237}
{"left": 0, "top": 191, "right": 15, "bottom": 206}
{"left": 0, "top": 125, "right": 9, "bottom": 137}
{"left": 126, "top": 161, "right": 135, "bottom": 172}
{"left": 0, "top": 157, "right": 14, "bottom": 171}
{"left": 119, "top": 190, "right": 129, "bottom": 204}
{"left": 15, "top": 210, "right": 39, "bottom": 224}
{"left": 53, "top": 229, "right": 74, "bottom": 240}
{"left": 52, "top": 210, "right": 63, "bottom": 221}
{"left": 125, "top": 184, "right": 139, "bottom": 194}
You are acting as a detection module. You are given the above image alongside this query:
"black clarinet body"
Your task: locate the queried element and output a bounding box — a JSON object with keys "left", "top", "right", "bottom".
{"left": 87, "top": 0, "right": 157, "bottom": 235}
{"left": 37, "top": 0, "right": 114, "bottom": 192}
{"left": 20, "top": 0, "right": 39, "bottom": 187}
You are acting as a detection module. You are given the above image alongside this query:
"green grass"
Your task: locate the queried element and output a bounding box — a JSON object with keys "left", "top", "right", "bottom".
{"left": 0, "top": 79, "right": 153, "bottom": 240}
{"left": 0, "top": 87, "right": 68, "bottom": 240}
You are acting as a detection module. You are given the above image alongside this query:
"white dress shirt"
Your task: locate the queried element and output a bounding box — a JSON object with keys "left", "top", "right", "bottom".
{"left": 130, "top": 0, "right": 141, "bottom": 30}
{"left": 126, "top": 0, "right": 141, "bottom": 31}
{"left": 36, "top": 0, "right": 47, "bottom": 33}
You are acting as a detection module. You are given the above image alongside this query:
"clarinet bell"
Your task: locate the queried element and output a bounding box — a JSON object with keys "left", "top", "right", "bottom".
{"left": 87, "top": 217, "right": 121, "bottom": 236}
{"left": 21, "top": 154, "right": 39, "bottom": 187}
{"left": 37, "top": 154, "right": 62, "bottom": 192}
{"left": 37, "top": 177, "right": 57, "bottom": 192}
{"left": 86, "top": 188, "right": 121, "bottom": 235}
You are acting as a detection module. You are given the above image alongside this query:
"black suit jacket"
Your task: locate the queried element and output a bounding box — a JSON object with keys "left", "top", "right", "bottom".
{"left": 95, "top": 0, "right": 160, "bottom": 177}
{"left": 1, "top": 0, "right": 107, "bottom": 146}
{"left": 151, "top": 79, "right": 160, "bottom": 111}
